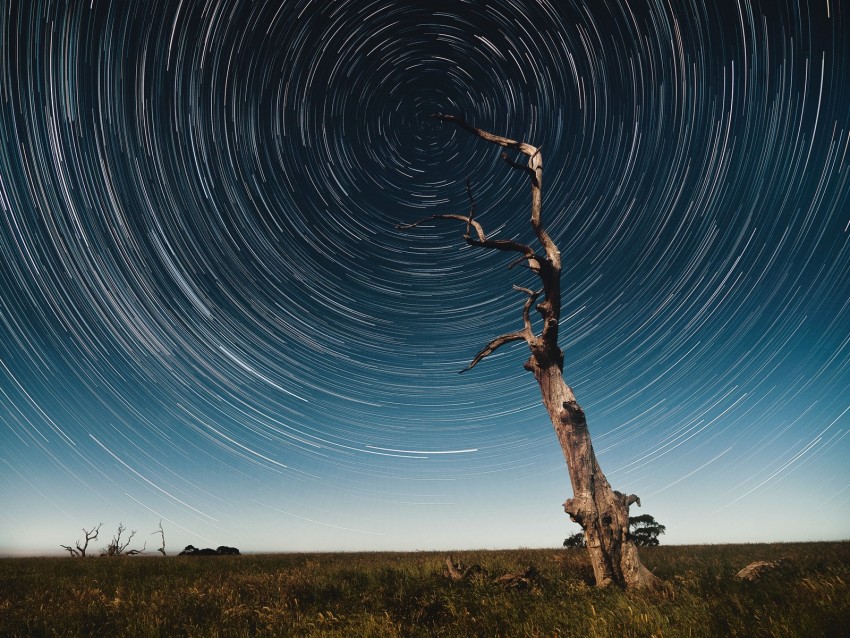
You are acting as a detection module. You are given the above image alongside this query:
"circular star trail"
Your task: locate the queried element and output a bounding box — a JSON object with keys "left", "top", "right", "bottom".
{"left": 1, "top": 0, "right": 848, "bottom": 552}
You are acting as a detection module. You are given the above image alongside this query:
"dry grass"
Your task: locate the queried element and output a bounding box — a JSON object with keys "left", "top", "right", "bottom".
{"left": 1, "top": 542, "right": 848, "bottom": 636}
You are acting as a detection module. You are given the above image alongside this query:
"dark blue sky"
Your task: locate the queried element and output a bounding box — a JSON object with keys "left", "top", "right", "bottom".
{"left": 1, "top": 0, "right": 848, "bottom": 554}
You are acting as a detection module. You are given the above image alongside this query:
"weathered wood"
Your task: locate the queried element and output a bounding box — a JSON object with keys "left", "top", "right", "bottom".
{"left": 735, "top": 559, "right": 793, "bottom": 581}
{"left": 495, "top": 565, "right": 539, "bottom": 590}
{"left": 444, "top": 557, "right": 538, "bottom": 589}
{"left": 444, "top": 556, "right": 486, "bottom": 581}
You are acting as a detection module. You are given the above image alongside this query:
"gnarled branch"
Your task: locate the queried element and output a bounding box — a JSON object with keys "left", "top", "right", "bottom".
{"left": 464, "top": 178, "right": 476, "bottom": 237}
{"left": 102, "top": 523, "right": 145, "bottom": 556}
{"left": 60, "top": 522, "right": 101, "bottom": 558}
{"left": 500, "top": 149, "right": 542, "bottom": 186}
{"left": 459, "top": 287, "right": 541, "bottom": 373}
{"left": 400, "top": 115, "right": 565, "bottom": 373}
{"left": 431, "top": 115, "right": 561, "bottom": 350}
{"left": 432, "top": 114, "right": 556, "bottom": 267}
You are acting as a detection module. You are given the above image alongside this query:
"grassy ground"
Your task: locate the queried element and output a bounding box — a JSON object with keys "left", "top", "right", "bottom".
{"left": 1, "top": 542, "right": 847, "bottom": 637}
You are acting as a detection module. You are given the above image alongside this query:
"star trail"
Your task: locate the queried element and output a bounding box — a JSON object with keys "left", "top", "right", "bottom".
{"left": 1, "top": 0, "right": 848, "bottom": 554}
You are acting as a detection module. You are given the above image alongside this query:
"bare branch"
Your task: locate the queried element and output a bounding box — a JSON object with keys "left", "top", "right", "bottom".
{"left": 500, "top": 151, "right": 535, "bottom": 179}
{"left": 433, "top": 114, "right": 560, "bottom": 274}
{"left": 508, "top": 254, "right": 541, "bottom": 273}
{"left": 514, "top": 285, "right": 543, "bottom": 337}
{"left": 460, "top": 331, "right": 528, "bottom": 373}
{"left": 102, "top": 523, "right": 144, "bottom": 556}
{"left": 118, "top": 527, "right": 135, "bottom": 554}
{"left": 406, "top": 114, "right": 564, "bottom": 373}
{"left": 465, "top": 178, "right": 475, "bottom": 237}
{"left": 396, "top": 213, "right": 469, "bottom": 232}
{"left": 397, "top": 213, "right": 538, "bottom": 259}
{"left": 431, "top": 114, "right": 538, "bottom": 157}
{"left": 466, "top": 235, "right": 539, "bottom": 257}
{"left": 60, "top": 522, "right": 101, "bottom": 558}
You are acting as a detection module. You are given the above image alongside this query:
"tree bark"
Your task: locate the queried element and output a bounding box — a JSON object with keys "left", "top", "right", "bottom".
{"left": 401, "top": 115, "right": 659, "bottom": 589}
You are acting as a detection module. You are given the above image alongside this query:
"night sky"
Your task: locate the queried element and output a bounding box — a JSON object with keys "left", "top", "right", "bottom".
{"left": 1, "top": 0, "right": 848, "bottom": 556}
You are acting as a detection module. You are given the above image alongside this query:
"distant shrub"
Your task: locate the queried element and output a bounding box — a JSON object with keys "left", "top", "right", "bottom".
{"left": 178, "top": 545, "right": 240, "bottom": 556}
{"left": 563, "top": 532, "right": 586, "bottom": 548}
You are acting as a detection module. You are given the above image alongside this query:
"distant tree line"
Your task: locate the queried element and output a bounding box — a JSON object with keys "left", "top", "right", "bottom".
{"left": 60, "top": 521, "right": 239, "bottom": 557}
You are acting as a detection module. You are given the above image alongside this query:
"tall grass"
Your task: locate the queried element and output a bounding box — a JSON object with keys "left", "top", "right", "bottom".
{"left": 1, "top": 542, "right": 847, "bottom": 636}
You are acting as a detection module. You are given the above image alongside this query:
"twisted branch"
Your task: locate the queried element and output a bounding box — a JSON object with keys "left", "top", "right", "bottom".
{"left": 460, "top": 331, "right": 528, "bottom": 374}
{"left": 514, "top": 285, "right": 543, "bottom": 337}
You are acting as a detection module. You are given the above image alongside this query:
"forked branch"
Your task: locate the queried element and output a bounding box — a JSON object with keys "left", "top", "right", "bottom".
{"left": 102, "top": 522, "right": 145, "bottom": 556}
{"left": 152, "top": 520, "right": 166, "bottom": 556}
{"left": 431, "top": 114, "right": 560, "bottom": 273}
{"left": 60, "top": 522, "right": 102, "bottom": 558}
{"left": 500, "top": 149, "right": 542, "bottom": 185}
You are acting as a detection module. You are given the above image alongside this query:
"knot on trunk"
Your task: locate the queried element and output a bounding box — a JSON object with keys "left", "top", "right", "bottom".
{"left": 564, "top": 498, "right": 590, "bottom": 526}
{"left": 526, "top": 342, "right": 563, "bottom": 372}
{"left": 561, "top": 400, "right": 585, "bottom": 424}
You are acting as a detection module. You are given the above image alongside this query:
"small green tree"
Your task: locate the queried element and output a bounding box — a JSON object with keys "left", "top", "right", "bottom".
{"left": 564, "top": 514, "right": 665, "bottom": 549}
{"left": 563, "top": 531, "right": 586, "bottom": 548}
{"left": 629, "top": 514, "right": 666, "bottom": 547}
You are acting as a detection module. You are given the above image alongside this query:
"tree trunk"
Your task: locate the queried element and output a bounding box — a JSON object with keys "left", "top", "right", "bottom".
{"left": 400, "top": 114, "right": 660, "bottom": 589}
{"left": 529, "top": 361, "right": 659, "bottom": 588}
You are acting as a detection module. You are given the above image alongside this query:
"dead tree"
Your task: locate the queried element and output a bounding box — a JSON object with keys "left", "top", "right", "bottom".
{"left": 398, "top": 115, "right": 660, "bottom": 589}
{"left": 60, "top": 522, "right": 102, "bottom": 557}
{"left": 102, "top": 523, "right": 146, "bottom": 556}
{"left": 152, "top": 520, "right": 166, "bottom": 556}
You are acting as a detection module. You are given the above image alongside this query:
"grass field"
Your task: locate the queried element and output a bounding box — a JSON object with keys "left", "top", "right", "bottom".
{"left": 1, "top": 542, "right": 848, "bottom": 636}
